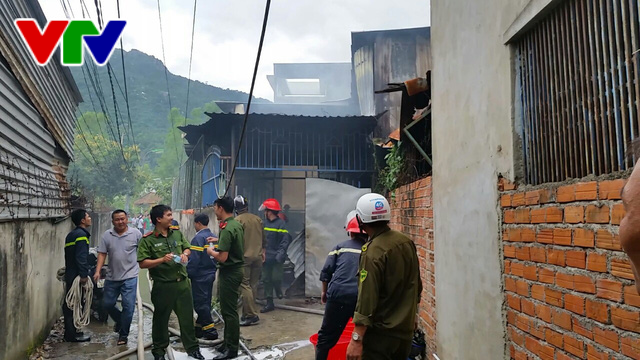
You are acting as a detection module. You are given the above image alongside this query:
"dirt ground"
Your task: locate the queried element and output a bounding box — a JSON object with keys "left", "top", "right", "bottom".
{"left": 30, "top": 298, "right": 324, "bottom": 360}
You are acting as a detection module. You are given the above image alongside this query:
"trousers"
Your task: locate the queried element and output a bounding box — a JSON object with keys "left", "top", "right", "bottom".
{"left": 150, "top": 279, "right": 199, "bottom": 356}
{"left": 102, "top": 277, "right": 137, "bottom": 338}
{"left": 362, "top": 331, "right": 412, "bottom": 360}
{"left": 262, "top": 260, "right": 283, "bottom": 300}
{"left": 191, "top": 273, "right": 215, "bottom": 330}
{"left": 240, "top": 256, "right": 262, "bottom": 318}
{"left": 315, "top": 298, "right": 356, "bottom": 360}
{"left": 219, "top": 266, "right": 243, "bottom": 353}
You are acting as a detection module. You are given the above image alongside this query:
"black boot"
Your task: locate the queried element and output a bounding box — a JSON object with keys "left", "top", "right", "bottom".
{"left": 212, "top": 349, "right": 238, "bottom": 360}
{"left": 187, "top": 349, "right": 205, "bottom": 360}
{"left": 260, "top": 299, "right": 275, "bottom": 313}
{"left": 240, "top": 315, "right": 260, "bottom": 326}
{"left": 203, "top": 328, "right": 219, "bottom": 340}
{"left": 64, "top": 333, "right": 91, "bottom": 342}
{"left": 153, "top": 354, "right": 166, "bottom": 360}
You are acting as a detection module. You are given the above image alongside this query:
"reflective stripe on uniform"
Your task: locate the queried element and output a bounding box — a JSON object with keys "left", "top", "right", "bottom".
{"left": 327, "top": 248, "right": 362, "bottom": 256}
{"left": 264, "top": 227, "right": 288, "bottom": 233}
{"left": 202, "top": 323, "right": 216, "bottom": 330}
{"left": 65, "top": 236, "right": 89, "bottom": 248}
{"left": 190, "top": 245, "right": 210, "bottom": 252}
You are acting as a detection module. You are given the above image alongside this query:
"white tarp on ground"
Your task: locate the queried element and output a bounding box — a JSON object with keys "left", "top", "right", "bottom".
{"left": 304, "top": 178, "right": 370, "bottom": 297}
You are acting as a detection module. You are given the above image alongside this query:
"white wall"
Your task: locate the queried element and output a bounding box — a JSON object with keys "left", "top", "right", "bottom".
{"left": 431, "top": 0, "right": 531, "bottom": 358}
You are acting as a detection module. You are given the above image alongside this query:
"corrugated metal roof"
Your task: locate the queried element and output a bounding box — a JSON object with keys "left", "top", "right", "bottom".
{"left": 0, "top": 0, "right": 82, "bottom": 159}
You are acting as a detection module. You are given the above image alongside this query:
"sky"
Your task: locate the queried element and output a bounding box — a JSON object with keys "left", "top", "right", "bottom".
{"left": 39, "top": 0, "right": 430, "bottom": 101}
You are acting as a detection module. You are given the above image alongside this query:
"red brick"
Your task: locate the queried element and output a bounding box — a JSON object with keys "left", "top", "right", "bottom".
{"left": 574, "top": 274, "right": 596, "bottom": 294}
{"left": 596, "top": 230, "right": 621, "bottom": 251}
{"left": 512, "top": 192, "right": 526, "bottom": 207}
{"left": 506, "top": 277, "right": 517, "bottom": 292}
{"left": 515, "top": 208, "right": 531, "bottom": 224}
{"left": 501, "top": 194, "right": 512, "bottom": 207}
{"left": 621, "top": 336, "right": 640, "bottom": 359}
{"left": 546, "top": 328, "right": 564, "bottom": 348}
{"left": 553, "top": 228, "right": 572, "bottom": 246}
{"left": 532, "top": 284, "right": 545, "bottom": 301}
{"left": 538, "top": 343, "right": 556, "bottom": 360}
{"left": 539, "top": 189, "right": 555, "bottom": 204}
{"left": 507, "top": 293, "right": 521, "bottom": 311}
{"left": 516, "top": 247, "right": 531, "bottom": 261}
{"left": 564, "top": 334, "right": 585, "bottom": 358}
{"left": 593, "top": 326, "right": 619, "bottom": 351}
{"left": 539, "top": 267, "right": 555, "bottom": 284}
{"left": 530, "top": 321, "right": 545, "bottom": 340}
{"left": 624, "top": 285, "right": 640, "bottom": 307}
{"left": 611, "top": 203, "right": 625, "bottom": 226}
{"left": 509, "top": 326, "right": 525, "bottom": 346}
{"left": 599, "top": 179, "right": 625, "bottom": 200}
{"left": 586, "top": 300, "right": 610, "bottom": 325}
{"left": 545, "top": 287, "right": 563, "bottom": 306}
{"left": 523, "top": 264, "right": 538, "bottom": 281}
{"left": 587, "top": 253, "right": 608, "bottom": 273}
{"left": 556, "top": 272, "right": 575, "bottom": 290}
{"left": 517, "top": 280, "right": 529, "bottom": 296}
{"left": 507, "top": 310, "right": 517, "bottom": 325}
{"left": 576, "top": 182, "right": 598, "bottom": 200}
{"left": 522, "top": 298, "right": 535, "bottom": 317}
{"left": 558, "top": 185, "right": 576, "bottom": 203}
{"left": 586, "top": 204, "right": 610, "bottom": 224}
{"left": 530, "top": 247, "right": 546, "bottom": 263}
{"left": 611, "top": 306, "right": 640, "bottom": 332}
{"left": 565, "top": 293, "right": 585, "bottom": 315}
{"left": 611, "top": 257, "right": 635, "bottom": 280}
{"left": 505, "top": 260, "right": 511, "bottom": 275}
{"left": 505, "top": 228, "right": 519, "bottom": 242}
{"left": 505, "top": 210, "right": 516, "bottom": 224}
{"left": 574, "top": 228, "right": 595, "bottom": 248}
{"left": 531, "top": 208, "right": 546, "bottom": 224}
{"left": 511, "top": 262, "right": 524, "bottom": 277}
{"left": 565, "top": 205, "right": 585, "bottom": 223}
{"left": 552, "top": 309, "right": 572, "bottom": 330}
{"left": 547, "top": 249, "right": 566, "bottom": 266}
{"left": 525, "top": 335, "right": 540, "bottom": 354}
{"left": 521, "top": 228, "right": 536, "bottom": 243}
{"left": 566, "top": 250, "right": 586, "bottom": 269}
{"left": 537, "top": 228, "right": 554, "bottom": 244}
{"left": 526, "top": 190, "right": 542, "bottom": 205}
{"left": 597, "top": 279, "right": 623, "bottom": 302}
{"left": 573, "top": 318, "right": 594, "bottom": 340}
{"left": 516, "top": 313, "right": 530, "bottom": 332}
{"left": 532, "top": 207, "right": 563, "bottom": 224}
{"left": 587, "top": 344, "right": 610, "bottom": 360}
{"left": 536, "top": 303, "right": 552, "bottom": 323}
{"left": 504, "top": 245, "right": 517, "bottom": 258}
{"left": 556, "top": 352, "right": 573, "bottom": 360}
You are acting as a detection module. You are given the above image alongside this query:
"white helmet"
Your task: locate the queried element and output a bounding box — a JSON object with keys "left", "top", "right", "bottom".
{"left": 355, "top": 193, "right": 391, "bottom": 224}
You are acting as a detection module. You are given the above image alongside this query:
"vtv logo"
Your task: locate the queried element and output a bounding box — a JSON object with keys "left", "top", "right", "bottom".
{"left": 15, "top": 20, "right": 126, "bottom": 66}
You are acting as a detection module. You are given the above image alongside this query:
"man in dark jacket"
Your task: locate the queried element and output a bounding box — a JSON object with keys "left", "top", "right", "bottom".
{"left": 258, "top": 198, "right": 292, "bottom": 313}
{"left": 187, "top": 213, "right": 218, "bottom": 340}
{"left": 63, "top": 209, "right": 92, "bottom": 342}
{"left": 315, "top": 212, "right": 367, "bottom": 360}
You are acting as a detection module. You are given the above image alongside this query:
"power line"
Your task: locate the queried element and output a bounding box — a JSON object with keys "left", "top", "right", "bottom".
{"left": 183, "top": 0, "right": 198, "bottom": 125}
{"left": 224, "top": 0, "right": 272, "bottom": 197}
{"left": 116, "top": 0, "right": 138, "bottom": 162}
{"left": 156, "top": 0, "right": 182, "bottom": 161}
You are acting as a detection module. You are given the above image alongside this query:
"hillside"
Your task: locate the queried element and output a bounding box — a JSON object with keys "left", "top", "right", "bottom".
{"left": 71, "top": 48, "right": 267, "bottom": 163}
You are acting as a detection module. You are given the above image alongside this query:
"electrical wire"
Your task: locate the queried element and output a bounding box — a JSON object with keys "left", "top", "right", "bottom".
{"left": 224, "top": 0, "right": 272, "bottom": 197}
{"left": 183, "top": 0, "right": 198, "bottom": 125}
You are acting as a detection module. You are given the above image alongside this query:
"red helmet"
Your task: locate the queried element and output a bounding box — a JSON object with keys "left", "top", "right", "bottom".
{"left": 259, "top": 198, "right": 282, "bottom": 212}
{"left": 346, "top": 216, "right": 366, "bottom": 234}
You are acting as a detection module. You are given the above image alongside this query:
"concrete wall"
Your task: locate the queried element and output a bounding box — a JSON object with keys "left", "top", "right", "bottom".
{"left": 0, "top": 219, "right": 72, "bottom": 360}
{"left": 431, "top": 0, "right": 529, "bottom": 358}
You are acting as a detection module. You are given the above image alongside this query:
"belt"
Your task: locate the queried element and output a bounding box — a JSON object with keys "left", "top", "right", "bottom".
{"left": 155, "top": 276, "right": 187, "bottom": 283}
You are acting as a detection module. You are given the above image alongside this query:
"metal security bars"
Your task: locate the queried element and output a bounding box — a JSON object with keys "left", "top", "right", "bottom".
{"left": 516, "top": 0, "right": 640, "bottom": 184}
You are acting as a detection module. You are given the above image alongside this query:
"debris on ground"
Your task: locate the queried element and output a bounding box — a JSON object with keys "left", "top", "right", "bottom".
{"left": 29, "top": 318, "right": 65, "bottom": 360}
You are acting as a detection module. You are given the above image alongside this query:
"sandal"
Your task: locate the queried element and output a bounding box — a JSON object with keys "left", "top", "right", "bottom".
{"left": 117, "top": 337, "right": 128, "bottom": 345}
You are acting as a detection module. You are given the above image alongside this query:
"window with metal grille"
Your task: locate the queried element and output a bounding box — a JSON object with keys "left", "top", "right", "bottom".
{"left": 516, "top": 0, "right": 640, "bottom": 185}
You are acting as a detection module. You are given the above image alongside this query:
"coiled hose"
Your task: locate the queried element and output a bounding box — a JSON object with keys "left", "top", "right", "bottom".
{"left": 65, "top": 276, "right": 93, "bottom": 329}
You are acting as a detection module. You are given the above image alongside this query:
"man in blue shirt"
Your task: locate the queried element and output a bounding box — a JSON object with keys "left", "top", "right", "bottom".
{"left": 187, "top": 213, "right": 218, "bottom": 340}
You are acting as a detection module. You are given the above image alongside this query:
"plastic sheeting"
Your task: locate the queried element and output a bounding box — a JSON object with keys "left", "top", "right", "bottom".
{"left": 304, "top": 178, "right": 370, "bottom": 296}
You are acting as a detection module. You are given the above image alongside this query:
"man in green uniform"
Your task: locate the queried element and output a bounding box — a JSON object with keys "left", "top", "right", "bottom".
{"left": 206, "top": 196, "right": 245, "bottom": 359}
{"left": 137, "top": 205, "right": 204, "bottom": 360}
{"left": 346, "top": 193, "right": 422, "bottom": 360}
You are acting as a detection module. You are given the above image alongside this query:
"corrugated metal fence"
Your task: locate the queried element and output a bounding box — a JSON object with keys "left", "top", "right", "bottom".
{"left": 517, "top": 0, "right": 640, "bottom": 184}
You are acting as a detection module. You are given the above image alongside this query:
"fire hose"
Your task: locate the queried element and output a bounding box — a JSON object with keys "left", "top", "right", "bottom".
{"left": 65, "top": 276, "right": 94, "bottom": 329}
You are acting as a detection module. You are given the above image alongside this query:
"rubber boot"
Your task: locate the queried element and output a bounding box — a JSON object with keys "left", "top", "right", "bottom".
{"left": 260, "top": 298, "right": 275, "bottom": 313}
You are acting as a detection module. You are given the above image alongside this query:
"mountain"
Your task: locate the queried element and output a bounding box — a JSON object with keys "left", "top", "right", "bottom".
{"left": 71, "top": 48, "right": 267, "bottom": 163}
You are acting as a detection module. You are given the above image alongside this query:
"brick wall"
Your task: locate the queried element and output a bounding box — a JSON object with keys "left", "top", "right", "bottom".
{"left": 500, "top": 177, "right": 640, "bottom": 359}
{"left": 390, "top": 176, "right": 436, "bottom": 356}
